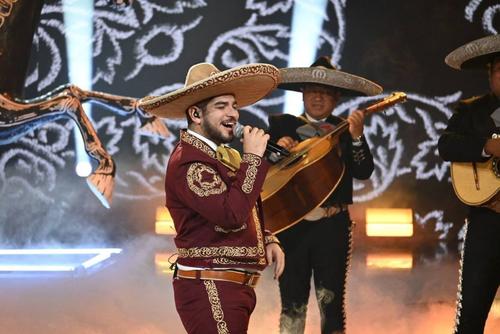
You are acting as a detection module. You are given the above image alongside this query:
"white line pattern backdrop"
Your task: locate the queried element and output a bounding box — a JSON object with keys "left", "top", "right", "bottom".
{"left": 0, "top": 0, "right": 497, "bottom": 244}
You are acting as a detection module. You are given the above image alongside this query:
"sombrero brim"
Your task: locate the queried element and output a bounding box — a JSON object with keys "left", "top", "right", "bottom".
{"left": 138, "top": 63, "right": 280, "bottom": 118}
{"left": 277, "top": 67, "right": 383, "bottom": 96}
{"left": 445, "top": 35, "right": 500, "bottom": 70}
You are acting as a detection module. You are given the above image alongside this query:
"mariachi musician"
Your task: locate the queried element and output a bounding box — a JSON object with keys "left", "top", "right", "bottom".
{"left": 267, "top": 56, "right": 382, "bottom": 334}
{"left": 139, "top": 62, "right": 285, "bottom": 334}
{"left": 439, "top": 35, "right": 500, "bottom": 334}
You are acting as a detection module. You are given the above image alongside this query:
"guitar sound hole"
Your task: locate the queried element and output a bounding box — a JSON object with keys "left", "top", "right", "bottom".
{"left": 493, "top": 158, "right": 500, "bottom": 178}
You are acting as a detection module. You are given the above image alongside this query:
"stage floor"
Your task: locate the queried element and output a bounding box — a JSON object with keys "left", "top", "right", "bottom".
{"left": 0, "top": 235, "right": 498, "bottom": 334}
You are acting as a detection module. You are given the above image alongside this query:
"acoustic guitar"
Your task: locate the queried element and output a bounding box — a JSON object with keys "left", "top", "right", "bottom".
{"left": 262, "top": 92, "right": 407, "bottom": 233}
{"left": 450, "top": 158, "right": 500, "bottom": 206}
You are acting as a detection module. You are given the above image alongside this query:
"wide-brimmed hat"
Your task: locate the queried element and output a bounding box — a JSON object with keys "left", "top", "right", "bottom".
{"left": 138, "top": 62, "right": 280, "bottom": 118}
{"left": 445, "top": 34, "right": 500, "bottom": 70}
{"left": 278, "top": 56, "right": 382, "bottom": 96}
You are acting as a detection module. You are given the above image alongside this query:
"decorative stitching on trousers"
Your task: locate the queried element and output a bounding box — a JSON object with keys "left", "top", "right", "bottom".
{"left": 453, "top": 218, "right": 469, "bottom": 334}
{"left": 204, "top": 280, "right": 230, "bottom": 334}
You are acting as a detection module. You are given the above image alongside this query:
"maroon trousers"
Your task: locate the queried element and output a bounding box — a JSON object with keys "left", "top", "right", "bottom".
{"left": 173, "top": 277, "right": 257, "bottom": 333}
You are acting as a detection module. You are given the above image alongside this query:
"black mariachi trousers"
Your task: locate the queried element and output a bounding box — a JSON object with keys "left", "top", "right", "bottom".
{"left": 454, "top": 207, "right": 500, "bottom": 334}
{"left": 277, "top": 211, "right": 352, "bottom": 334}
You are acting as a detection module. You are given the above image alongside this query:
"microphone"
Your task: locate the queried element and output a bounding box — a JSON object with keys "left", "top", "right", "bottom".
{"left": 233, "top": 122, "right": 290, "bottom": 157}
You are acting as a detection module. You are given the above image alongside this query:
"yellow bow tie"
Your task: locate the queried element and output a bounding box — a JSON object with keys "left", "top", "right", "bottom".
{"left": 216, "top": 145, "right": 241, "bottom": 171}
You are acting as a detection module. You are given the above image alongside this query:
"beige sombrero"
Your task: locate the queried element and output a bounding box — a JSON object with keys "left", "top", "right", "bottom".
{"left": 445, "top": 34, "right": 500, "bottom": 70}
{"left": 278, "top": 56, "right": 383, "bottom": 96}
{"left": 138, "top": 62, "right": 280, "bottom": 118}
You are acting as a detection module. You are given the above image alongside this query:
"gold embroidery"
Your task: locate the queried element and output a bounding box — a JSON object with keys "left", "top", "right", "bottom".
{"left": 252, "top": 207, "right": 266, "bottom": 264}
{"left": 178, "top": 206, "right": 266, "bottom": 265}
{"left": 187, "top": 163, "right": 227, "bottom": 197}
{"left": 178, "top": 245, "right": 261, "bottom": 258}
{"left": 0, "top": 0, "right": 18, "bottom": 29}
{"left": 241, "top": 153, "right": 261, "bottom": 194}
{"left": 213, "top": 258, "right": 260, "bottom": 265}
{"left": 204, "top": 280, "right": 229, "bottom": 334}
{"left": 215, "top": 223, "right": 247, "bottom": 233}
{"left": 181, "top": 131, "right": 216, "bottom": 158}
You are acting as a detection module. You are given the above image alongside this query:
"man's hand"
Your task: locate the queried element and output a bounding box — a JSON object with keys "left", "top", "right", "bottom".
{"left": 485, "top": 138, "right": 500, "bottom": 157}
{"left": 242, "top": 126, "right": 270, "bottom": 157}
{"left": 265, "top": 243, "right": 285, "bottom": 280}
{"left": 276, "top": 136, "right": 299, "bottom": 150}
{"left": 347, "top": 109, "right": 365, "bottom": 139}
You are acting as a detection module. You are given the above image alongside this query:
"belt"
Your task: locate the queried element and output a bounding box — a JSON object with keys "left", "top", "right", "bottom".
{"left": 175, "top": 269, "right": 261, "bottom": 288}
{"left": 303, "top": 204, "right": 348, "bottom": 221}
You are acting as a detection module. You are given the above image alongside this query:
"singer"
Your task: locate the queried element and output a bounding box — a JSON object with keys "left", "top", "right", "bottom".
{"left": 139, "top": 62, "right": 284, "bottom": 334}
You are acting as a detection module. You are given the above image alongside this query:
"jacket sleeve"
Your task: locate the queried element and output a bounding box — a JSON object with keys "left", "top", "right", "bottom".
{"left": 173, "top": 154, "right": 269, "bottom": 230}
{"left": 438, "top": 104, "right": 490, "bottom": 162}
{"left": 348, "top": 135, "right": 375, "bottom": 180}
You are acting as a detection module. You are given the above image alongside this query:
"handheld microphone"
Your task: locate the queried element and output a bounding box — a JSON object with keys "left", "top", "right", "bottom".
{"left": 233, "top": 122, "right": 290, "bottom": 157}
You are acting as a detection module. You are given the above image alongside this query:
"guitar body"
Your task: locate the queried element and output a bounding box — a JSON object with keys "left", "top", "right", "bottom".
{"left": 261, "top": 92, "right": 407, "bottom": 233}
{"left": 450, "top": 158, "right": 500, "bottom": 205}
{"left": 261, "top": 137, "right": 345, "bottom": 233}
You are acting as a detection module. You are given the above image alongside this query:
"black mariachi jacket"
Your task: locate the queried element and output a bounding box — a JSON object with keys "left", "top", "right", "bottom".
{"left": 438, "top": 93, "right": 500, "bottom": 163}
{"left": 267, "top": 113, "right": 374, "bottom": 205}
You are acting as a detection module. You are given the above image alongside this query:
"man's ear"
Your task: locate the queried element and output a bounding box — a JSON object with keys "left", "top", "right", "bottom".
{"left": 188, "top": 106, "right": 201, "bottom": 124}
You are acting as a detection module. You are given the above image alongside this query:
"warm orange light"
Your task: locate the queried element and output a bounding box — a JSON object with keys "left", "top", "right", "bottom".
{"left": 155, "top": 252, "right": 176, "bottom": 275}
{"left": 366, "top": 208, "right": 413, "bottom": 237}
{"left": 366, "top": 252, "right": 413, "bottom": 270}
{"left": 492, "top": 298, "right": 500, "bottom": 319}
{"left": 155, "top": 206, "right": 176, "bottom": 235}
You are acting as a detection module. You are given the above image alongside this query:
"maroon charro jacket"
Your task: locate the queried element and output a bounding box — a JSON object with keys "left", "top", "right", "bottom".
{"left": 165, "top": 130, "right": 277, "bottom": 270}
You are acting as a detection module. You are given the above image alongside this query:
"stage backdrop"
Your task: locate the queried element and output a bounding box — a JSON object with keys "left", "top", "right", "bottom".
{"left": 0, "top": 0, "right": 498, "bottom": 247}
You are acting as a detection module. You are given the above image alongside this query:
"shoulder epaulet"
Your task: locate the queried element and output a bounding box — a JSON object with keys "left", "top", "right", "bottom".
{"left": 456, "top": 94, "right": 489, "bottom": 112}
{"left": 460, "top": 95, "right": 482, "bottom": 105}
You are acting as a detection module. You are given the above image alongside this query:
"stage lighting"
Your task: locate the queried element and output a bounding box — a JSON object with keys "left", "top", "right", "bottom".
{"left": 366, "top": 208, "right": 413, "bottom": 237}
{"left": 62, "top": 0, "right": 94, "bottom": 177}
{"left": 155, "top": 206, "right": 176, "bottom": 235}
{"left": 492, "top": 297, "right": 500, "bottom": 319}
{"left": 283, "top": 0, "right": 328, "bottom": 116}
{"left": 0, "top": 248, "right": 122, "bottom": 275}
{"left": 366, "top": 251, "right": 413, "bottom": 270}
{"left": 155, "top": 252, "right": 176, "bottom": 276}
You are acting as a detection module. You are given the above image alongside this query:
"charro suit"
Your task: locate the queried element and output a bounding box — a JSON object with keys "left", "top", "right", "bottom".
{"left": 268, "top": 113, "right": 374, "bottom": 333}
{"left": 438, "top": 93, "right": 500, "bottom": 334}
{"left": 166, "top": 130, "right": 277, "bottom": 333}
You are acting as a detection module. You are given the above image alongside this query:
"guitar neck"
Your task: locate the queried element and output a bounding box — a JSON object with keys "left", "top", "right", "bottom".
{"left": 276, "top": 92, "right": 407, "bottom": 168}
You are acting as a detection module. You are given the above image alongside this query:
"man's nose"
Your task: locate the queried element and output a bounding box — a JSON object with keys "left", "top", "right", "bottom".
{"left": 228, "top": 106, "right": 239, "bottom": 118}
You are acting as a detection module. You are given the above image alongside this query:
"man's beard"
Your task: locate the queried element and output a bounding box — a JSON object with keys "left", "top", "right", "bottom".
{"left": 202, "top": 120, "right": 233, "bottom": 145}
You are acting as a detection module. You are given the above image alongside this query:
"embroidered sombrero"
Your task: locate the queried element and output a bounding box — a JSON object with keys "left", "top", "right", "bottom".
{"left": 278, "top": 56, "right": 383, "bottom": 96}
{"left": 445, "top": 34, "right": 500, "bottom": 70}
{"left": 138, "top": 62, "right": 280, "bottom": 118}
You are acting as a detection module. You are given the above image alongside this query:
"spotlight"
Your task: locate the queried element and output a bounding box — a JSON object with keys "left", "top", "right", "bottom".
{"left": 154, "top": 252, "right": 177, "bottom": 276}
{"left": 155, "top": 206, "right": 176, "bottom": 235}
{"left": 366, "top": 251, "right": 413, "bottom": 270}
{"left": 366, "top": 208, "right": 413, "bottom": 237}
{"left": 75, "top": 160, "right": 92, "bottom": 177}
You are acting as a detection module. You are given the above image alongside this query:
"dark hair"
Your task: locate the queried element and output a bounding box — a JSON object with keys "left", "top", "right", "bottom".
{"left": 186, "top": 96, "right": 212, "bottom": 125}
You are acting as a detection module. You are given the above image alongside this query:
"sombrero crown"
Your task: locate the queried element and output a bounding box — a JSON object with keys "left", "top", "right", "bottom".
{"left": 445, "top": 34, "right": 500, "bottom": 70}
{"left": 138, "top": 62, "right": 280, "bottom": 118}
{"left": 278, "top": 56, "right": 382, "bottom": 96}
